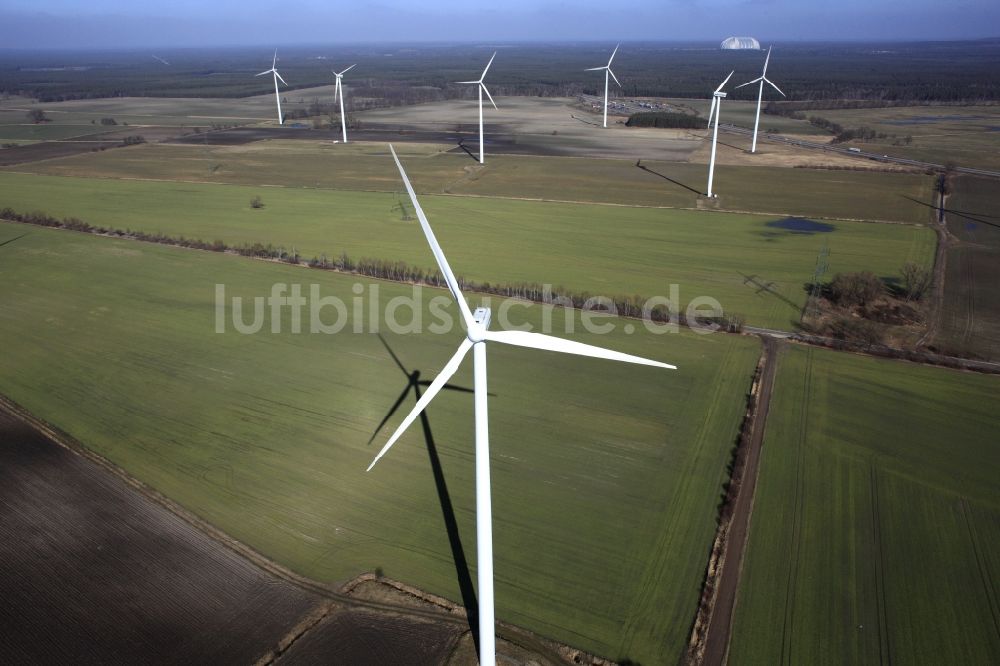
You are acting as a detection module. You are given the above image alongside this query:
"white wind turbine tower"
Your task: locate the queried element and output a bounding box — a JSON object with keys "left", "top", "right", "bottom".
{"left": 706, "top": 70, "right": 734, "bottom": 199}
{"left": 368, "top": 145, "right": 676, "bottom": 666}
{"left": 332, "top": 64, "right": 356, "bottom": 143}
{"left": 456, "top": 52, "right": 497, "bottom": 165}
{"left": 585, "top": 44, "right": 621, "bottom": 128}
{"left": 256, "top": 50, "right": 288, "bottom": 125}
{"left": 736, "top": 47, "right": 785, "bottom": 153}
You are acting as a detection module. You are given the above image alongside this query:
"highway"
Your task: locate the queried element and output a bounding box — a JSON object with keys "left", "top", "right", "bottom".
{"left": 576, "top": 94, "right": 1000, "bottom": 179}
{"left": 718, "top": 124, "right": 1000, "bottom": 178}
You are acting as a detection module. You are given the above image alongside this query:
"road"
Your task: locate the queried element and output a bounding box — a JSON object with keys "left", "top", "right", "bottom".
{"left": 701, "top": 337, "right": 781, "bottom": 666}
{"left": 719, "top": 124, "right": 1000, "bottom": 178}
{"left": 578, "top": 95, "right": 1000, "bottom": 178}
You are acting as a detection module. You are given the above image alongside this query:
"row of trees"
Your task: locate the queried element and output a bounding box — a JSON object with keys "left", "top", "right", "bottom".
{"left": 765, "top": 103, "right": 911, "bottom": 143}
{"left": 0, "top": 206, "right": 745, "bottom": 333}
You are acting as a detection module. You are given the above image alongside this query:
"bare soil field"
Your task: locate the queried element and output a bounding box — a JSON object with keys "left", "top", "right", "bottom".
{"left": 0, "top": 138, "right": 125, "bottom": 165}
{"left": 356, "top": 96, "right": 703, "bottom": 160}
{"left": 0, "top": 126, "right": 200, "bottom": 165}
{"left": 688, "top": 130, "right": 917, "bottom": 171}
{"left": 276, "top": 606, "right": 465, "bottom": 665}
{"left": 934, "top": 175, "right": 1000, "bottom": 360}
{"left": 0, "top": 403, "right": 327, "bottom": 664}
{"left": 169, "top": 124, "right": 569, "bottom": 157}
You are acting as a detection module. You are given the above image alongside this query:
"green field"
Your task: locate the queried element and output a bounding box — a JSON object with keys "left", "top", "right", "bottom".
{"left": 0, "top": 120, "right": 113, "bottom": 142}
{"left": 935, "top": 175, "right": 1000, "bottom": 360}
{"left": 0, "top": 221, "right": 761, "bottom": 663}
{"left": 0, "top": 97, "right": 274, "bottom": 128}
{"left": 730, "top": 345, "right": 1000, "bottom": 664}
{"left": 0, "top": 171, "right": 936, "bottom": 330}
{"left": 802, "top": 105, "right": 1000, "bottom": 171}
{"left": 7, "top": 138, "right": 938, "bottom": 223}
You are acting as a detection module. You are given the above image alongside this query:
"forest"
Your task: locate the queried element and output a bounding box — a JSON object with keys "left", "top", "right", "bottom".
{"left": 2, "top": 39, "right": 998, "bottom": 106}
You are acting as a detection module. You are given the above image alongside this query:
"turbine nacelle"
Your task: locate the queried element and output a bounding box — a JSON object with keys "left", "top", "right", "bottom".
{"left": 333, "top": 64, "right": 356, "bottom": 80}
{"left": 468, "top": 307, "right": 492, "bottom": 343}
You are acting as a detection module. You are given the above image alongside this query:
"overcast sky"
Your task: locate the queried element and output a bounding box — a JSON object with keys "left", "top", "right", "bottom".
{"left": 2, "top": 1, "right": 998, "bottom": 49}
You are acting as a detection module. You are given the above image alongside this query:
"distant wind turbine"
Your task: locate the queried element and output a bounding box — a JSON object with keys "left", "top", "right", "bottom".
{"left": 332, "top": 64, "right": 356, "bottom": 143}
{"left": 706, "top": 70, "right": 734, "bottom": 198}
{"left": 367, "top": 144, "right": 676, "bottom": 666}
{"left": 151, "top": 55, "right": 170, "bottom": 66}
{"left": 256, "top": 50, "right": 287, "bottom": 125}
{"left": 456, "top": 53, "right": 497, "bottom": 164}
{"left": 736, "top": 47, "right": 785, "bottom": 153}
{"left": 585, "top": 44, "right": 621, "bottom": 128}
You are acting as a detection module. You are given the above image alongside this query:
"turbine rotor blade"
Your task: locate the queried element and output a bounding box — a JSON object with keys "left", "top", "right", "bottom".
{"left": 367, "top": 339, "right": 474, "bottom": 471}
{"left": 762, "top": 46, "right": 772, "bottom": 76}
{"left": 273, "top": 50, "right": 277, "bottom": 69}
{"left": 275, "top": 71, "right": 287, "bottom": 86}
{"left": 388, "top": 145, "right": 475, "bottom": 327}
{"left": 735, "top": 77, "right": 763, "bottom": 88}
{"left": 481, "top": 83, "right": 498, "bottom": 110}
{"left": 456, "top": 80, "right": 480, "bottom": 84}
{"left": 255, "top": 70, "right": 272, "bottom": 77}
{"left": 483, "top": 330, "right": 675, "bottom": 370}
{"left": 480, "top": 51, "right": 497, "bottom": 81}
{"left": 607, "top": 43, "right": 620, "bottom": 67}
{"left": 708, "top": 97, "right": 718, "bottom": 127}
{"left": 338, "top": 64, "right": 357, "bottom": 75}
{"left": 765, "top": 78, "right": 786, "bottom": 97}
{"left": 608, "top": 67, "right": 621, "bottom": 87}
{"left": 715, "top": 70, "right": 735, "bottom": 93}
{"left": 584, "top": 66, "right": 606, "bottom": 72}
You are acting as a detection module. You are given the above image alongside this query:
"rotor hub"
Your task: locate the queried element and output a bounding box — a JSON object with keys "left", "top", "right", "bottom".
{"left": 467, "top": 307, "right": 492, "bottom": 343}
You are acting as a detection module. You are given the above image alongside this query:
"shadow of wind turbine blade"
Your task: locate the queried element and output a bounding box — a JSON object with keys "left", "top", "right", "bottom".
{"left": 367, "top": 384, "right": 414, "bottom": 446}
{"left": 413, "top": 383, "right": 480, "bottom": 654}
{"left": 377, "top": 332, "right": 410, "bottom": 376}
{"left": 0, "top": 233, "right": 29, "bottom": 248}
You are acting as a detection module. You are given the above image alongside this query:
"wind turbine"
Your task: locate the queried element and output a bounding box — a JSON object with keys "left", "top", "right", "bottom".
{"left": 456, "top": 53, "right": 497, "bottom": 165}
{"left": 332, "top": 64, "right": 356, "bottom": 143}
{"left": 256, "top": 50, "right": 287, "bottom": 125}
{"left": 585, "top": 44, "right": 621, "bottom": 128}
{"left": 706, "top": 70, "right": 734, "bottom": 199}
{"left": 368, "top": 145, "right": 675, "bottom": 666}
{"left": 736, "top": 47, "right": 785, "bottom": 153}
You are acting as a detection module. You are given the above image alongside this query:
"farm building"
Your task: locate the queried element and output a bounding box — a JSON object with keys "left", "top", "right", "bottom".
{"left": 721, "top": 36, "right": 761, "bottom": 50}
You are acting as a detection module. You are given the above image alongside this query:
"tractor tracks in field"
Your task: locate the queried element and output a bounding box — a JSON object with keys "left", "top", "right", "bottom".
{"left": 689, "top": 336, "right": 781, "bottom": 666}
{"left": 869, "top": 465, "right": 892, "bottom": 665}
{"left": 778, "top": 346, "right": 810, "bottom": 666}
{"left": 960, "top": 499, "right": 1000, "bottom": 643}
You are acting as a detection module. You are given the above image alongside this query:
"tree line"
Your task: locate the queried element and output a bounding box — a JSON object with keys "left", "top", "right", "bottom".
{"left": 0, "top": 206, "right": 745, "bottom": 333}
